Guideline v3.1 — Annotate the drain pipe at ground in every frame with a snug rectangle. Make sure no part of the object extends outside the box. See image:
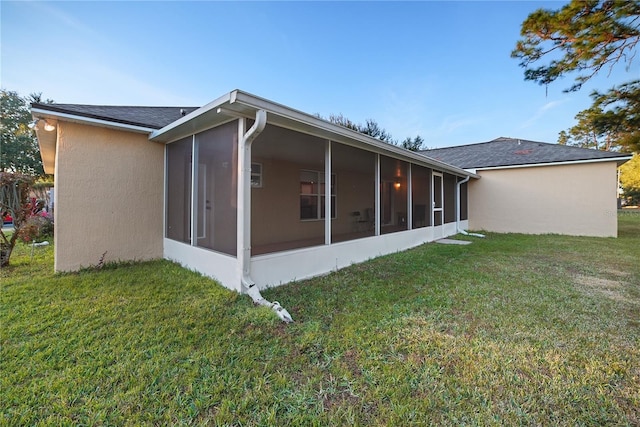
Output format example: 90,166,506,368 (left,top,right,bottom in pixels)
237,109,293,323
456,176,485,238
